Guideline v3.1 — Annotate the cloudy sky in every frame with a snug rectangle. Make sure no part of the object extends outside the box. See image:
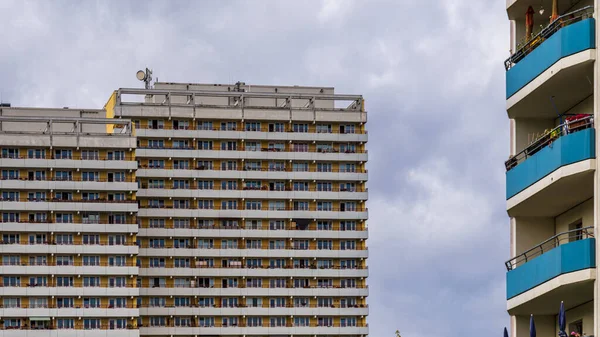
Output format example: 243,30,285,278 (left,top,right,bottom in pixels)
1,0,510,335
